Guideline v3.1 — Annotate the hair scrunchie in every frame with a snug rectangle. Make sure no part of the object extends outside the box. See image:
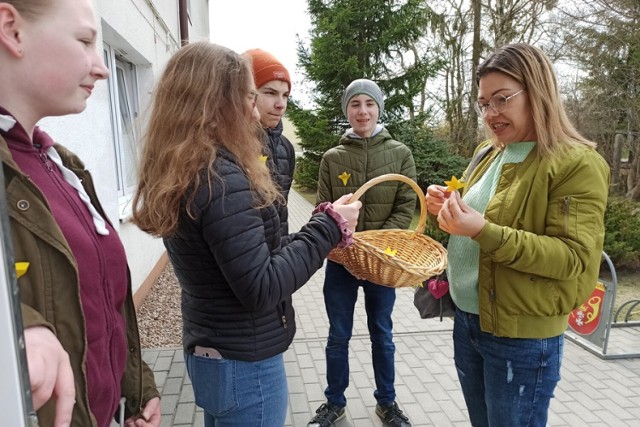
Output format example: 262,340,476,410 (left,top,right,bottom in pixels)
313,202,354,248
